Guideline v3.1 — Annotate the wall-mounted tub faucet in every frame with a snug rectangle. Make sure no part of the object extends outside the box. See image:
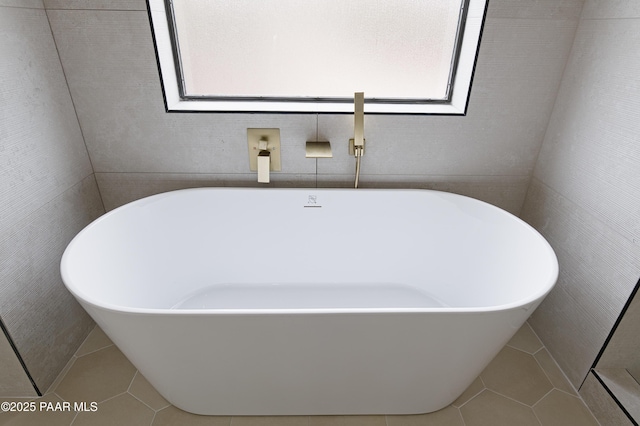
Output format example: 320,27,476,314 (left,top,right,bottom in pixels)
247,128,281,183
349,92,365,188
257,139,271,183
